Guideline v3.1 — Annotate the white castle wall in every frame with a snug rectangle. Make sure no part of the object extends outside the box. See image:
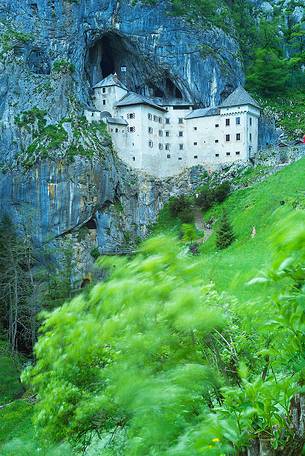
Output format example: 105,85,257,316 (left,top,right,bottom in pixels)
85,81,260,178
